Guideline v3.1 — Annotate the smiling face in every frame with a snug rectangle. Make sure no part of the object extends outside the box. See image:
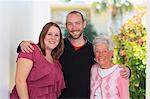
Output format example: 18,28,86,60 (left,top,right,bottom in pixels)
44,26,60,50
66,12,86,39
94,43,113,67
